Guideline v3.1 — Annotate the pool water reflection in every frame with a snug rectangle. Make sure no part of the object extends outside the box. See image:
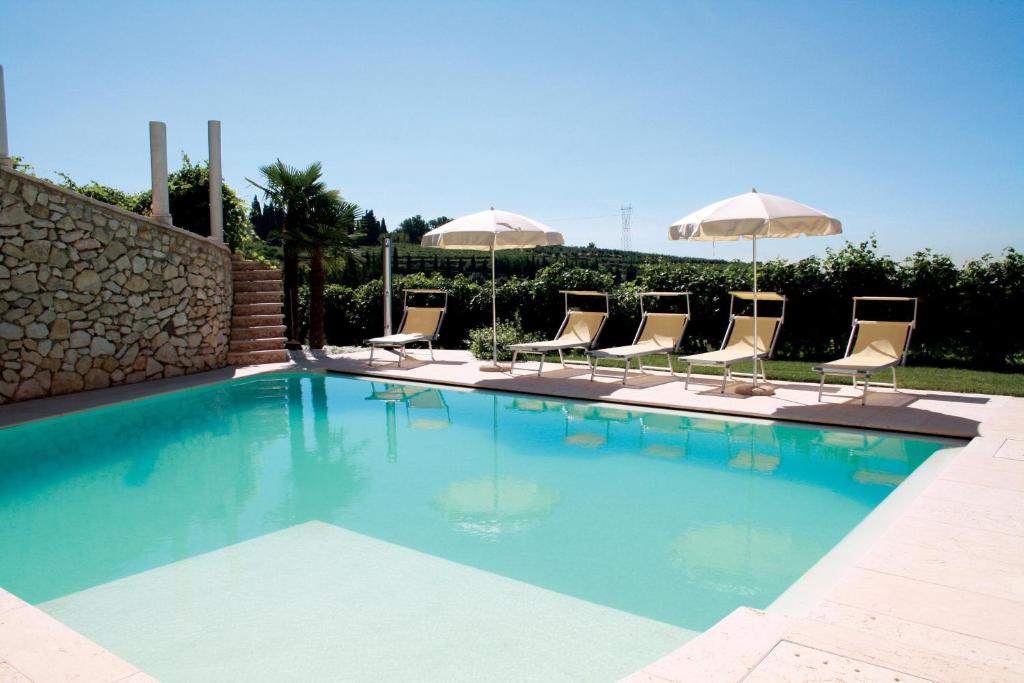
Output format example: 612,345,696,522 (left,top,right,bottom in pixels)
0,372,948,631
